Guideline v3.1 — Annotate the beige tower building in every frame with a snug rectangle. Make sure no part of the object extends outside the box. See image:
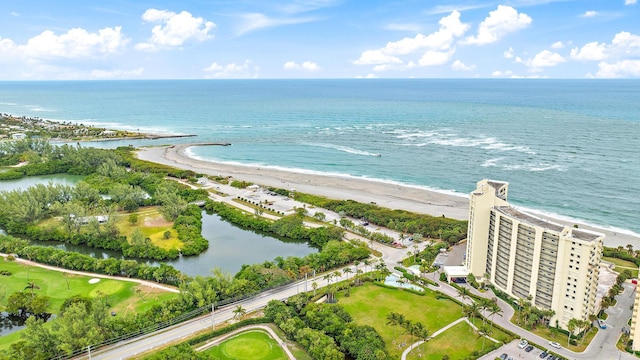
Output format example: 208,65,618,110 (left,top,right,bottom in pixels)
631,280,640,351
465,179,604,329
